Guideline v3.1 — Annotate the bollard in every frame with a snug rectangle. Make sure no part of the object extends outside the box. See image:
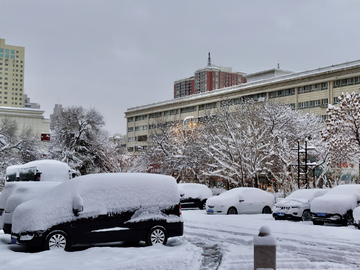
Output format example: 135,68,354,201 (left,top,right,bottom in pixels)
254,225,276,270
